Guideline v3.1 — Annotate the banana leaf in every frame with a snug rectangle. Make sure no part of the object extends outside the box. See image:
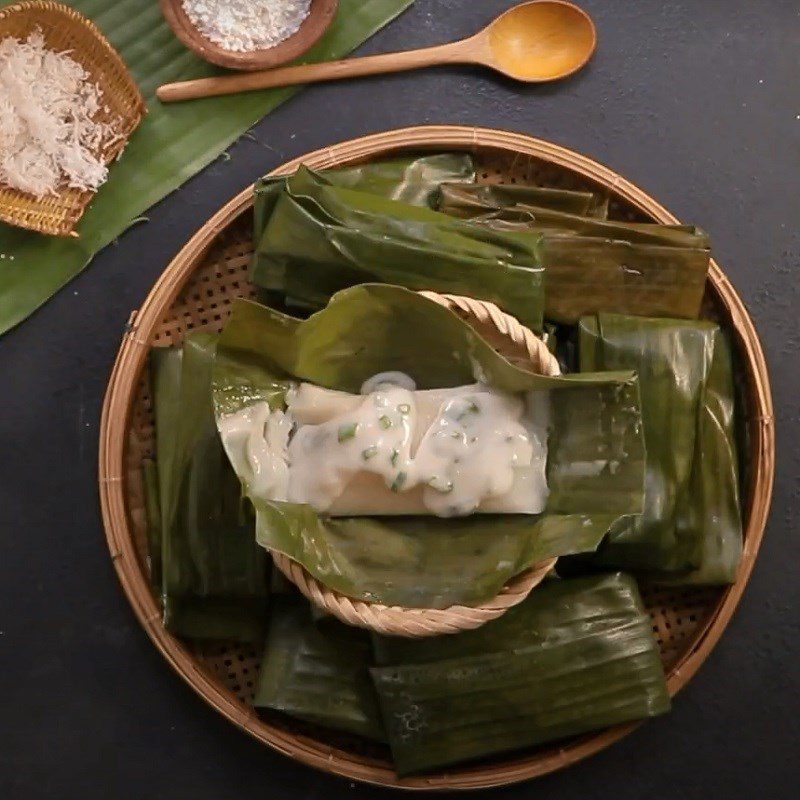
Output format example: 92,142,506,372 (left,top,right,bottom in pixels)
373,572,643,664
254,593,385,741
142,458,161,588
212,284,646,608
151,345,183,577
369,573,670,775
437,182,609,218
252,168,708,326
663,331,743,584
543,236,709,323
250,167,546,331
249,505,622,609
0,0,416,335
253,154,476,248
440,194,709,250
579,314,741,580
155,333,270,640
